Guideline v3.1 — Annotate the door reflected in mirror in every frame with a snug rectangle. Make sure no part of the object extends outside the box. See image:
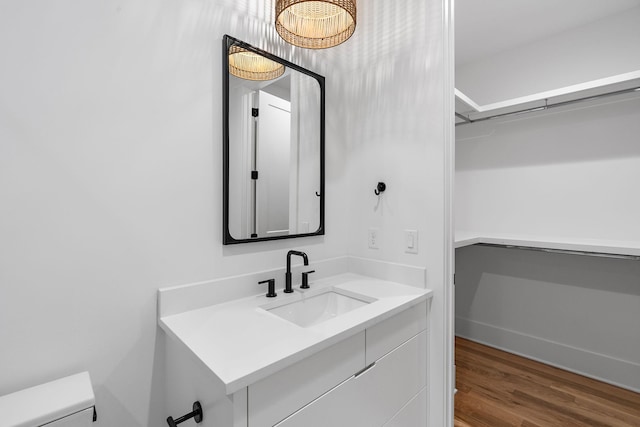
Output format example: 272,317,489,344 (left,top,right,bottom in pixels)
223,35,325,244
